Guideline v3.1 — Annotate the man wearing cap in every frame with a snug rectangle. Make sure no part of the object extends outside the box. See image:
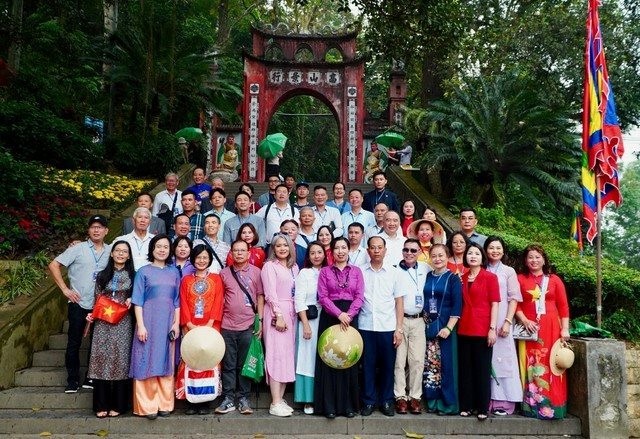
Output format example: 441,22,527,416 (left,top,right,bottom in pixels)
223,191,266,247
362,170,400,213
312,185,343,238
359,235,405,417
152,172,183,217
393,238,430,415
257,175,280,207
122,192,166,235
179,137,189,163
217,239,264,415
459,207,487,247
292,181,312,209
49,215,111,394
342,188,376,237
